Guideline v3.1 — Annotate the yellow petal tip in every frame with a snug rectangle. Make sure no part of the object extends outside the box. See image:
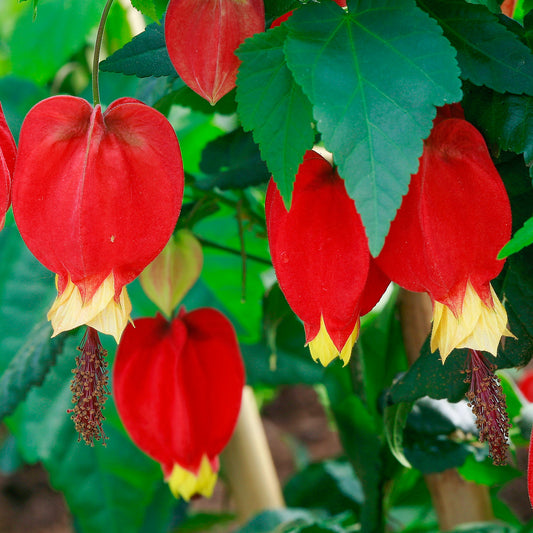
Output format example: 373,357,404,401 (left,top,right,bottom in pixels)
47,274,132,342
307,316,359,367
431,282,514,362
166,455,217,501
